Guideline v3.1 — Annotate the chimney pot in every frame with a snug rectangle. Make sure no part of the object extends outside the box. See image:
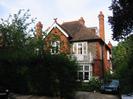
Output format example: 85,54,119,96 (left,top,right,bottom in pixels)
35,21,43,38
36,21,43,28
